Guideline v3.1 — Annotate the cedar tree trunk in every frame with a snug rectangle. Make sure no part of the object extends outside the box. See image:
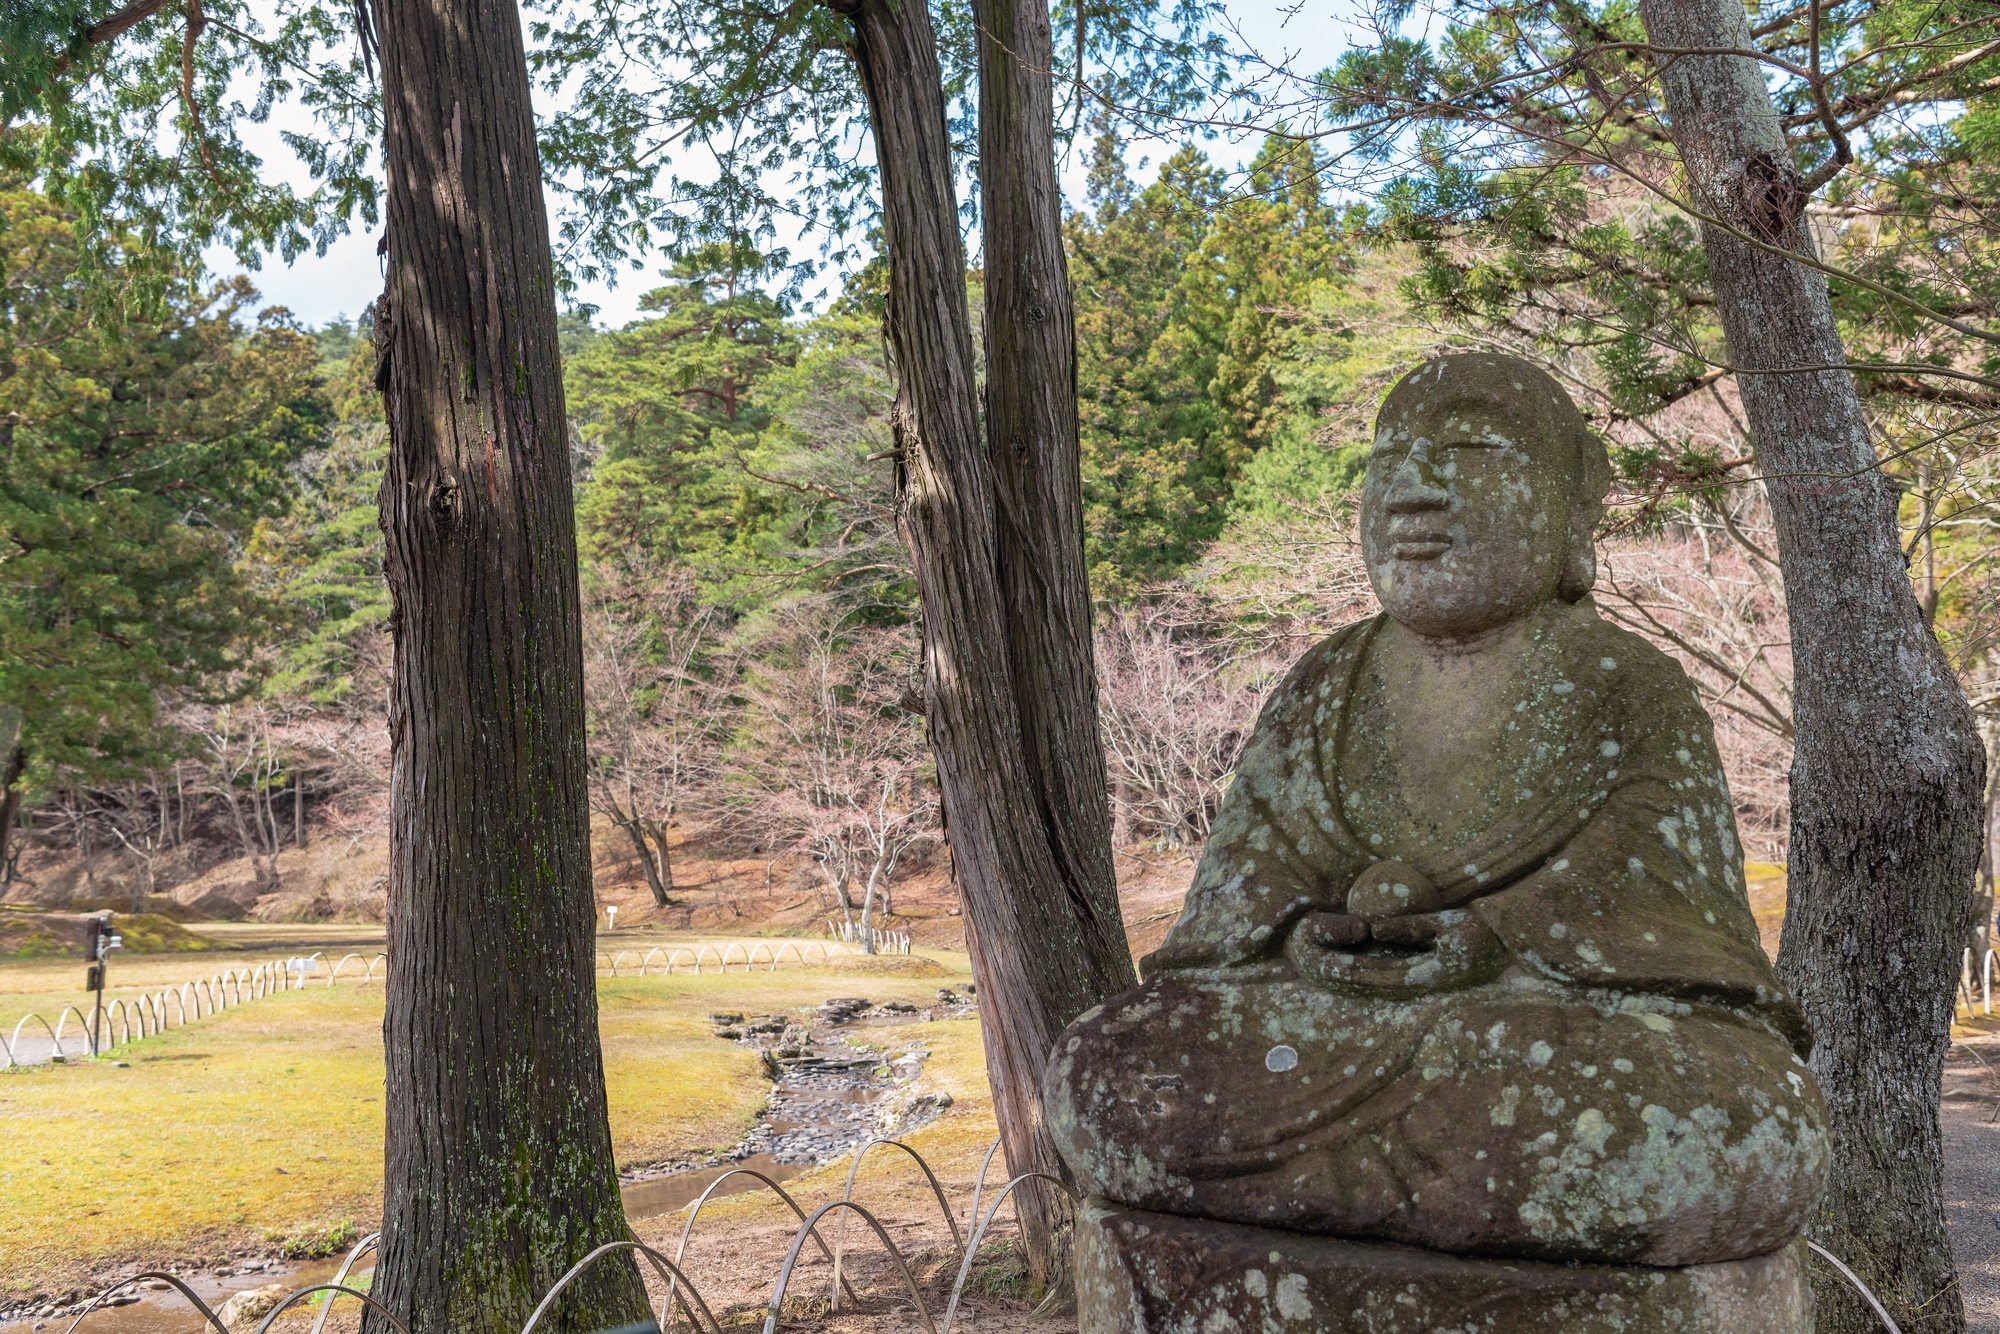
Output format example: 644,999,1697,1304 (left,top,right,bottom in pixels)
1639,2,1988,1328
363,0,650,1323
972,0,1134,1282
828,0,1136,1286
